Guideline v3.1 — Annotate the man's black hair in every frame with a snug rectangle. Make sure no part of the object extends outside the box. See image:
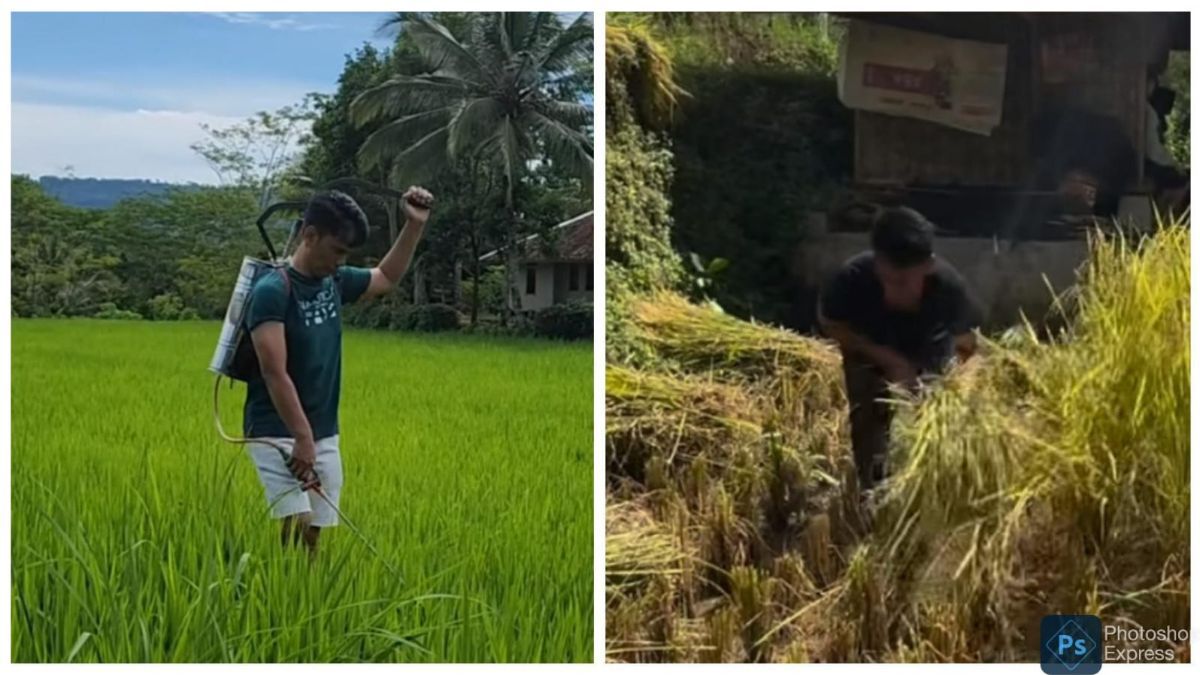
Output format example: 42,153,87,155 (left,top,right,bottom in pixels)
871,206,934,267
303,190,370,247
